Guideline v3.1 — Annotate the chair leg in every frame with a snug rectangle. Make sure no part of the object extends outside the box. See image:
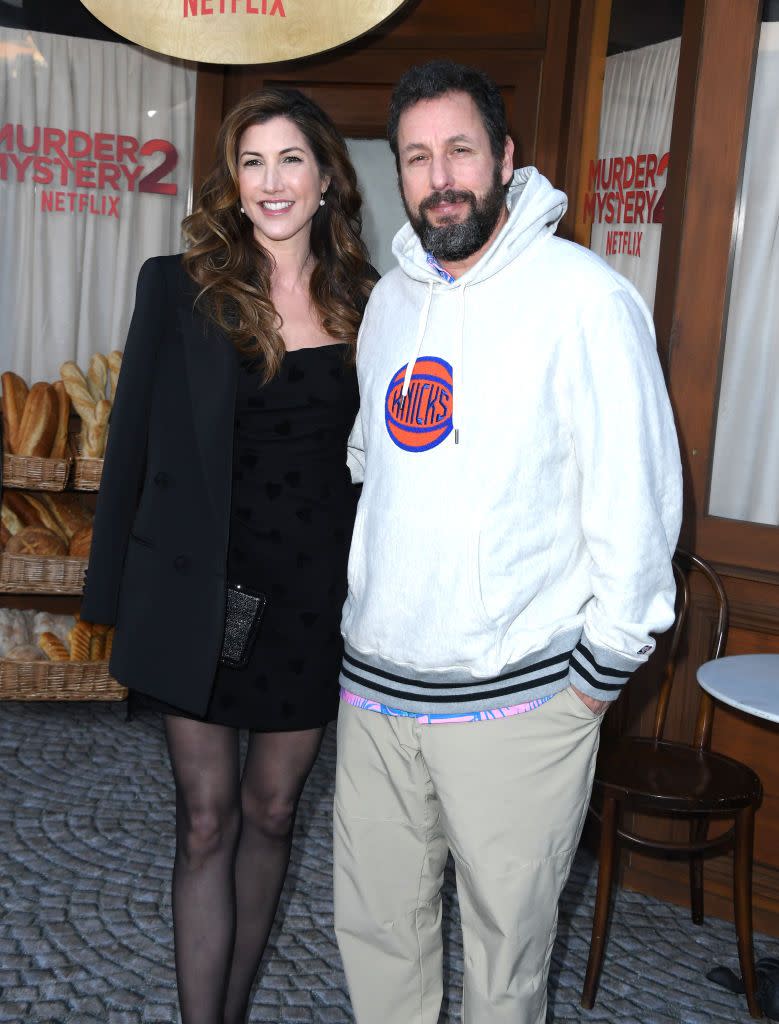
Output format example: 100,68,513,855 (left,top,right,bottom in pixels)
734,805,762,1019
689,818,707,925
581,794,619,1010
